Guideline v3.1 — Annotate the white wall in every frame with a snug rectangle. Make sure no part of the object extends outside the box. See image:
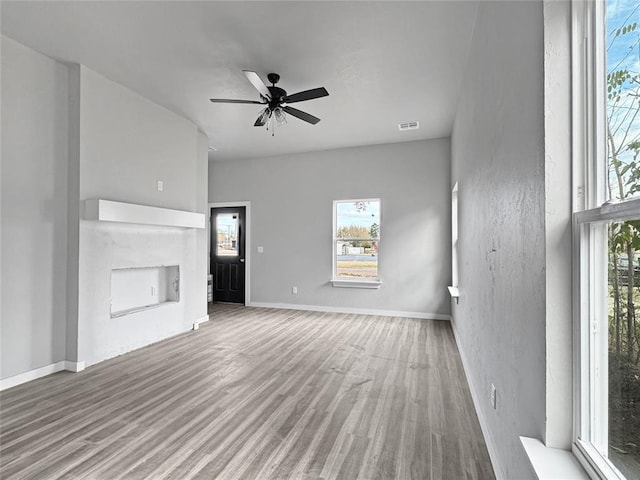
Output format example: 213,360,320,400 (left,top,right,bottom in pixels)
209,139,451,317
1,37,69,378
76,66,205,367
451,2,545,479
